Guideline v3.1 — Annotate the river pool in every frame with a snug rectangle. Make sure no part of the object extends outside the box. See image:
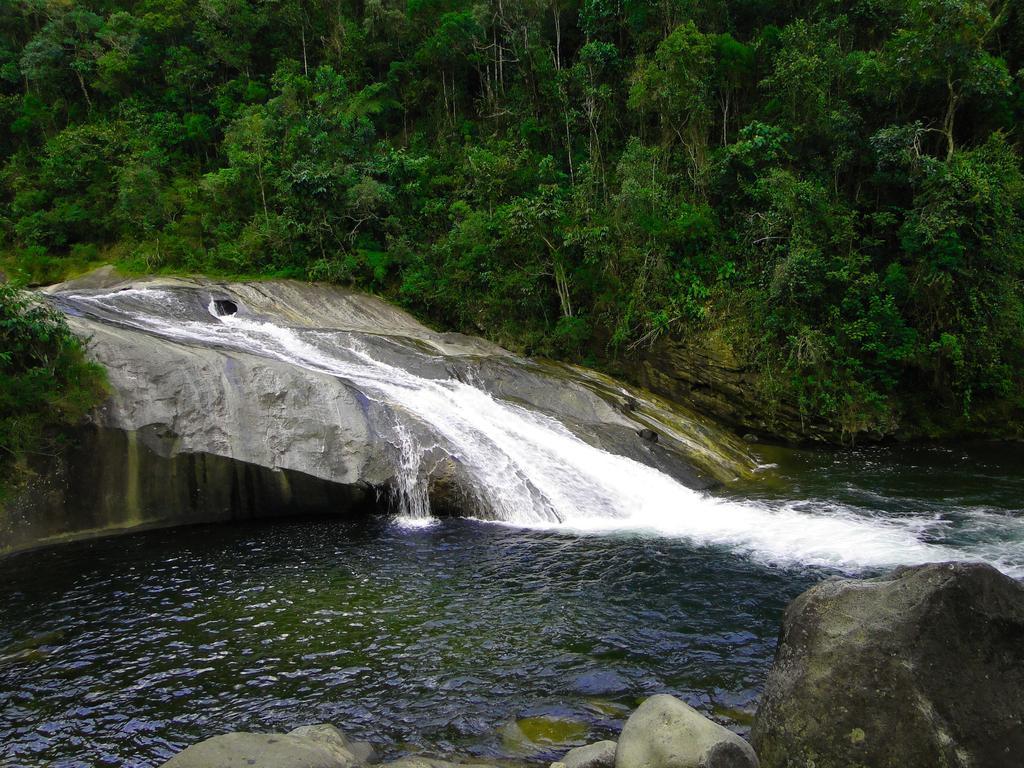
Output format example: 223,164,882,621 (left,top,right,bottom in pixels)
1,442,1022,767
